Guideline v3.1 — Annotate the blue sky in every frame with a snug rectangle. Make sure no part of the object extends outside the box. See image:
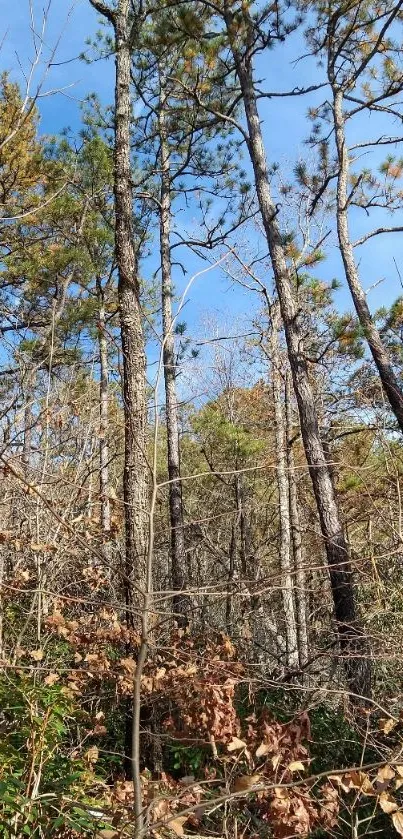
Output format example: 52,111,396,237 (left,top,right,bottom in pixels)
2,0,403,378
